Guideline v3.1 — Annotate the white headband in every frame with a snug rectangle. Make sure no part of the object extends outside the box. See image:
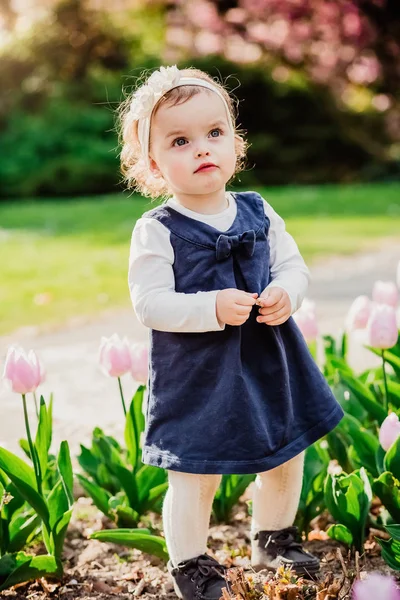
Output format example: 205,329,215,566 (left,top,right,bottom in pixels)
129,65,234,170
